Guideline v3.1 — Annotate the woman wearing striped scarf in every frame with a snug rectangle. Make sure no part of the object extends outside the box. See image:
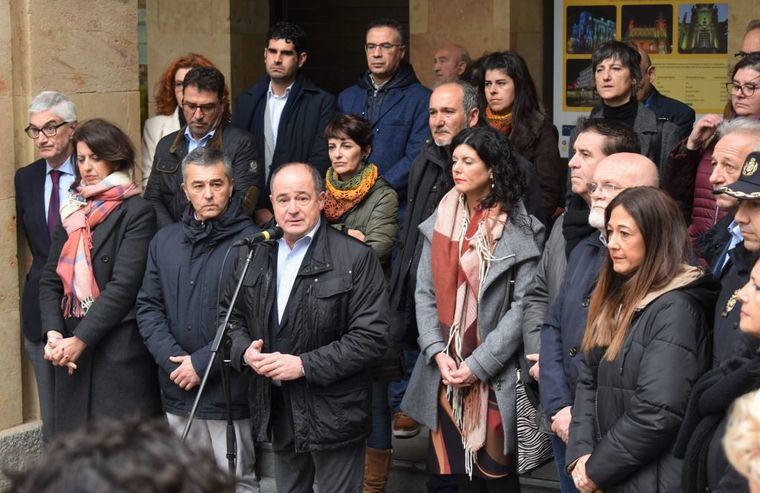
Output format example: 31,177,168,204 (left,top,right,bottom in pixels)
39,119,162,438
402,126,544,492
